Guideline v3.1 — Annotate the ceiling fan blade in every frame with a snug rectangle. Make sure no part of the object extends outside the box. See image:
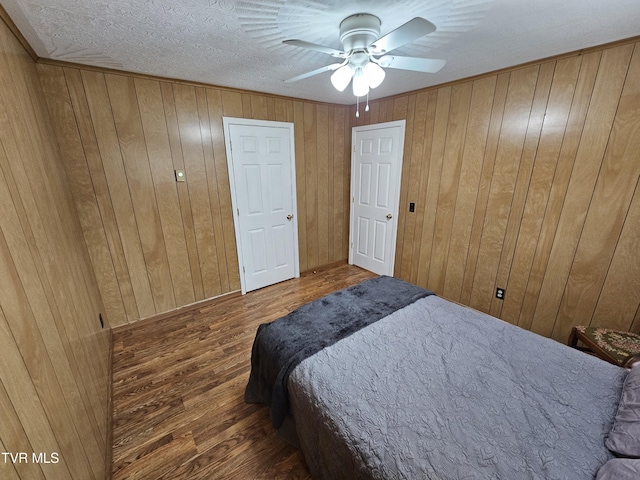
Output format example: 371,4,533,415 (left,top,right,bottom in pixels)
369,17,436,54
284,63,343,83
379,55,446,73
283,39,346,58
